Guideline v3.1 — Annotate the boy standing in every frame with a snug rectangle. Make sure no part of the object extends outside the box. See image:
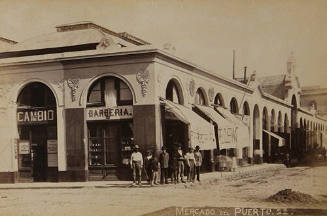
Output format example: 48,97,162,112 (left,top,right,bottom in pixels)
150,155,159,186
